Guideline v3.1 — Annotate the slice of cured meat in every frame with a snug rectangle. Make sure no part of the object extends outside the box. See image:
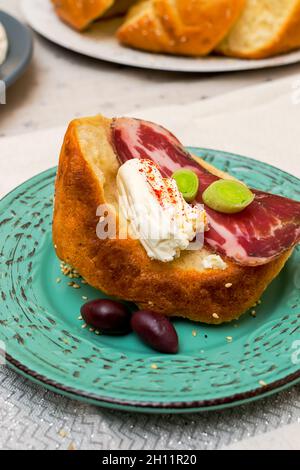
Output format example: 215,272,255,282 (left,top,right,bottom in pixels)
112,117,300,266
